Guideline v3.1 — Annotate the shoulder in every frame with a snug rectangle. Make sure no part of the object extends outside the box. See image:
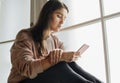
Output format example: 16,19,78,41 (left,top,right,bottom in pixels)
16,28,32,41
11,28,34,50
